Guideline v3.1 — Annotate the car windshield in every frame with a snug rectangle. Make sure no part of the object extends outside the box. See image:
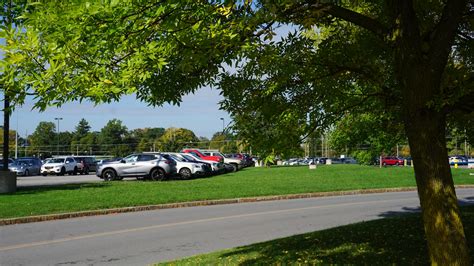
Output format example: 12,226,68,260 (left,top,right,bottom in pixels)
14,160,29,166
170,155,184,162
181,154,196,161
49,158,65,163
